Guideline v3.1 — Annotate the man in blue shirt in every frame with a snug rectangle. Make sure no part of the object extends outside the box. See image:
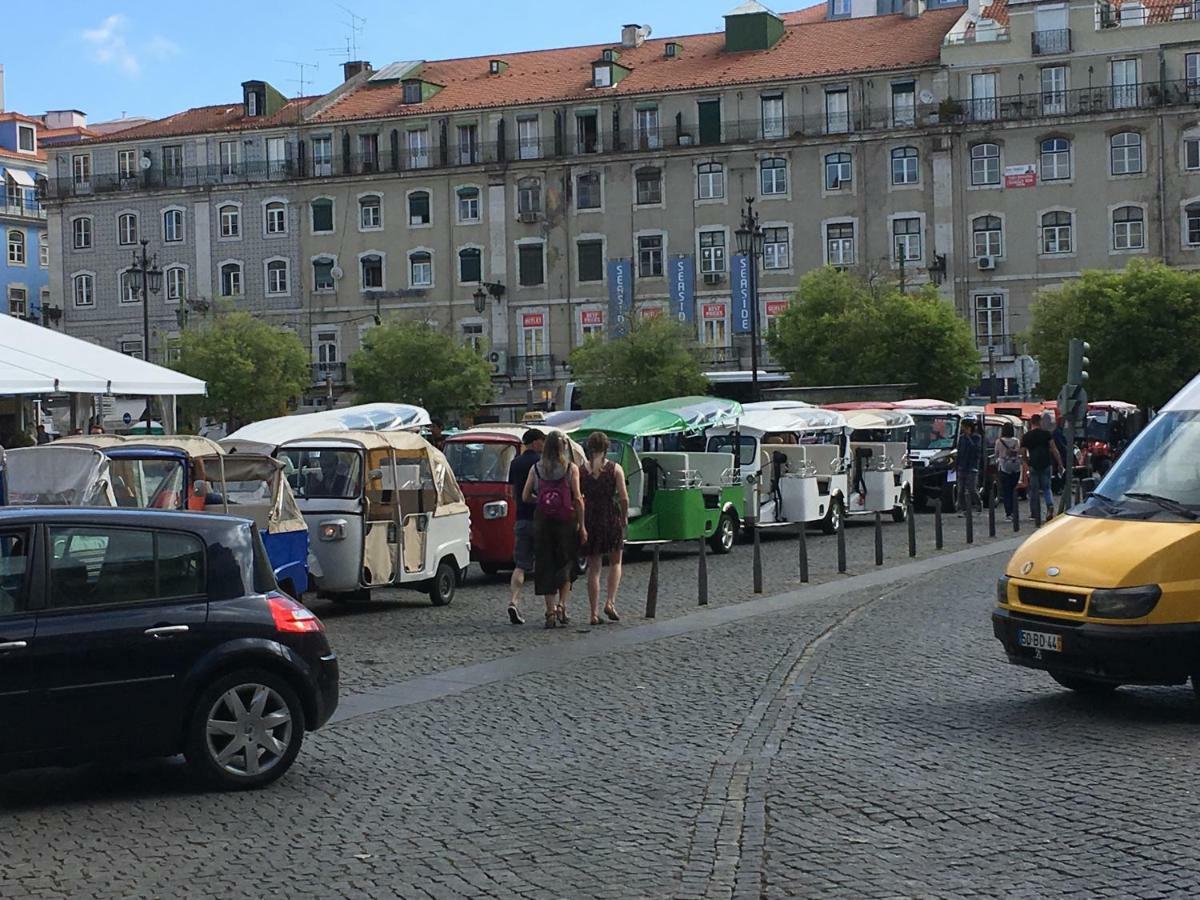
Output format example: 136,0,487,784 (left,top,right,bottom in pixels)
507,428,544,624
